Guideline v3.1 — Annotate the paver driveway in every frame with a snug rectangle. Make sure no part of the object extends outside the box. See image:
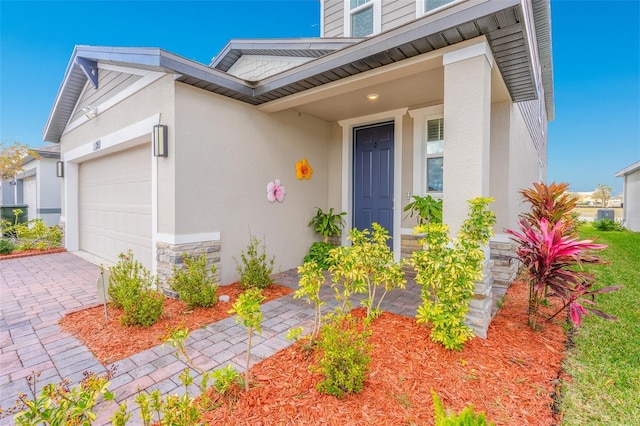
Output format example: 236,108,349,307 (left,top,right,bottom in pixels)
0,251,420,424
